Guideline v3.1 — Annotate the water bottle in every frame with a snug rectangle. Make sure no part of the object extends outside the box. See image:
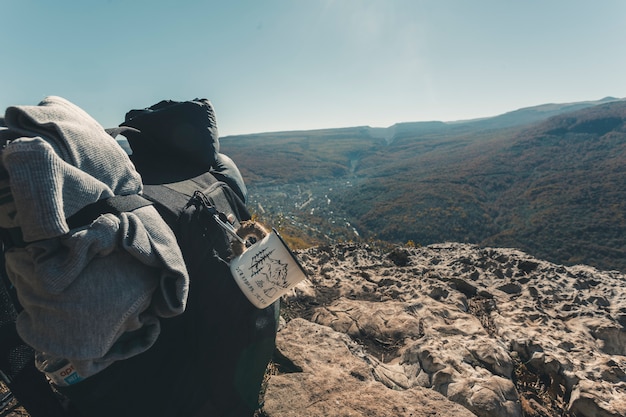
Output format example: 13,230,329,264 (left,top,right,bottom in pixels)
36,354,83,386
